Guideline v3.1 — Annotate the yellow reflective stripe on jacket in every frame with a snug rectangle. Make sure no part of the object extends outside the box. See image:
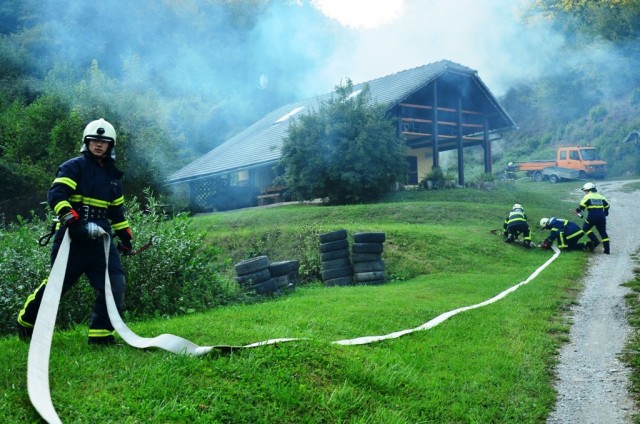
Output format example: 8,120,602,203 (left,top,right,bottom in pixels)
66,195,110,209
82,197,110,208
53,200,73,215
110,196,124,206
52,177,77,190
112,220,130,231
506,211,526,225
